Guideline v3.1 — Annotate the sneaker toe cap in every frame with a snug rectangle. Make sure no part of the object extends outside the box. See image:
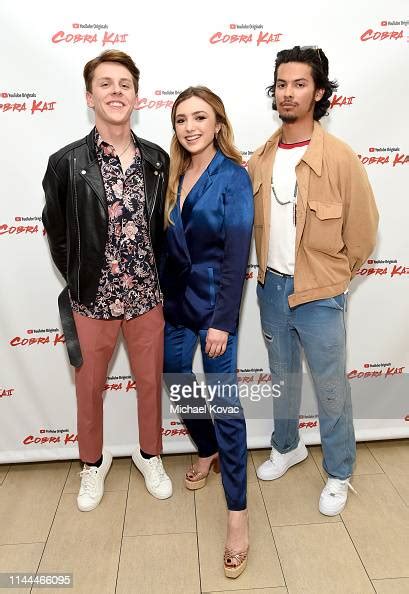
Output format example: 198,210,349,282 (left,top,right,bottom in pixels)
150,479,173,499
256,461,280,480
77,495,101,512
319,494,347,516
